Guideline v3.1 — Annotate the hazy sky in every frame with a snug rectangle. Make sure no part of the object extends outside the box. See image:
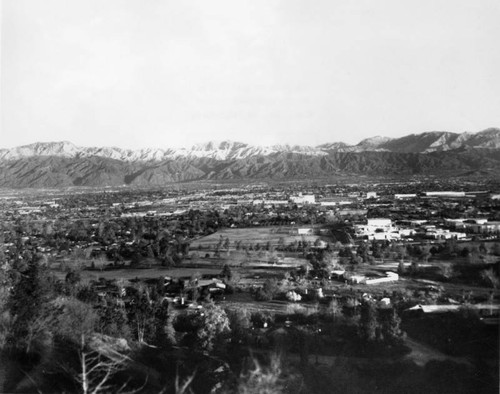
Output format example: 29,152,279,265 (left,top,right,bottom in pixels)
1,0,499,149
